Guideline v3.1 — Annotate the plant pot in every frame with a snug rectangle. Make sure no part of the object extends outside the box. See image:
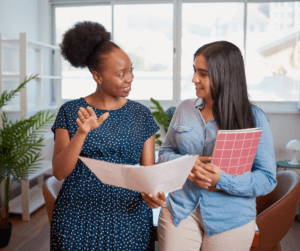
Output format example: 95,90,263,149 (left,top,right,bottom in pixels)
0,221,13,248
